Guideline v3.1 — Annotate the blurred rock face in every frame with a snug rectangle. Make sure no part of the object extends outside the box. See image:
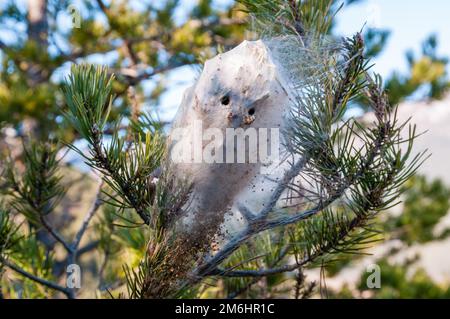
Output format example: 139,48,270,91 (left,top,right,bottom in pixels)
169,40,293,235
